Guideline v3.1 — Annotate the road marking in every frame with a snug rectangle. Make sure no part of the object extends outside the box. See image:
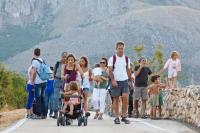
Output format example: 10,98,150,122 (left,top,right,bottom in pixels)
132,119,177,133
1,118,27,133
